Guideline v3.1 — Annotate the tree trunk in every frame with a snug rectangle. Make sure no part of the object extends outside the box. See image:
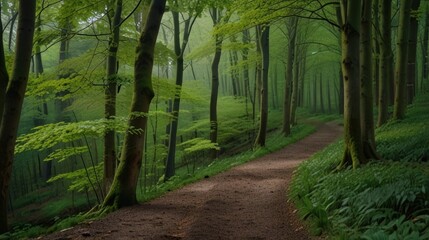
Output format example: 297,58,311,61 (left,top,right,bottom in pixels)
165,5,195,180
209,8,223,159
0,0,36,233
254,25,270,147
338,0,366,169
0,13,8,124
290,18,300,126
393,0,412,120
101,0,166,210
372,0,380,106
282,17,297,136
104,0,123,195
422,3,429,92
336,7,345,115
406,0,420,104
361,0,379,160
377,0,393,126
319,73,325,113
